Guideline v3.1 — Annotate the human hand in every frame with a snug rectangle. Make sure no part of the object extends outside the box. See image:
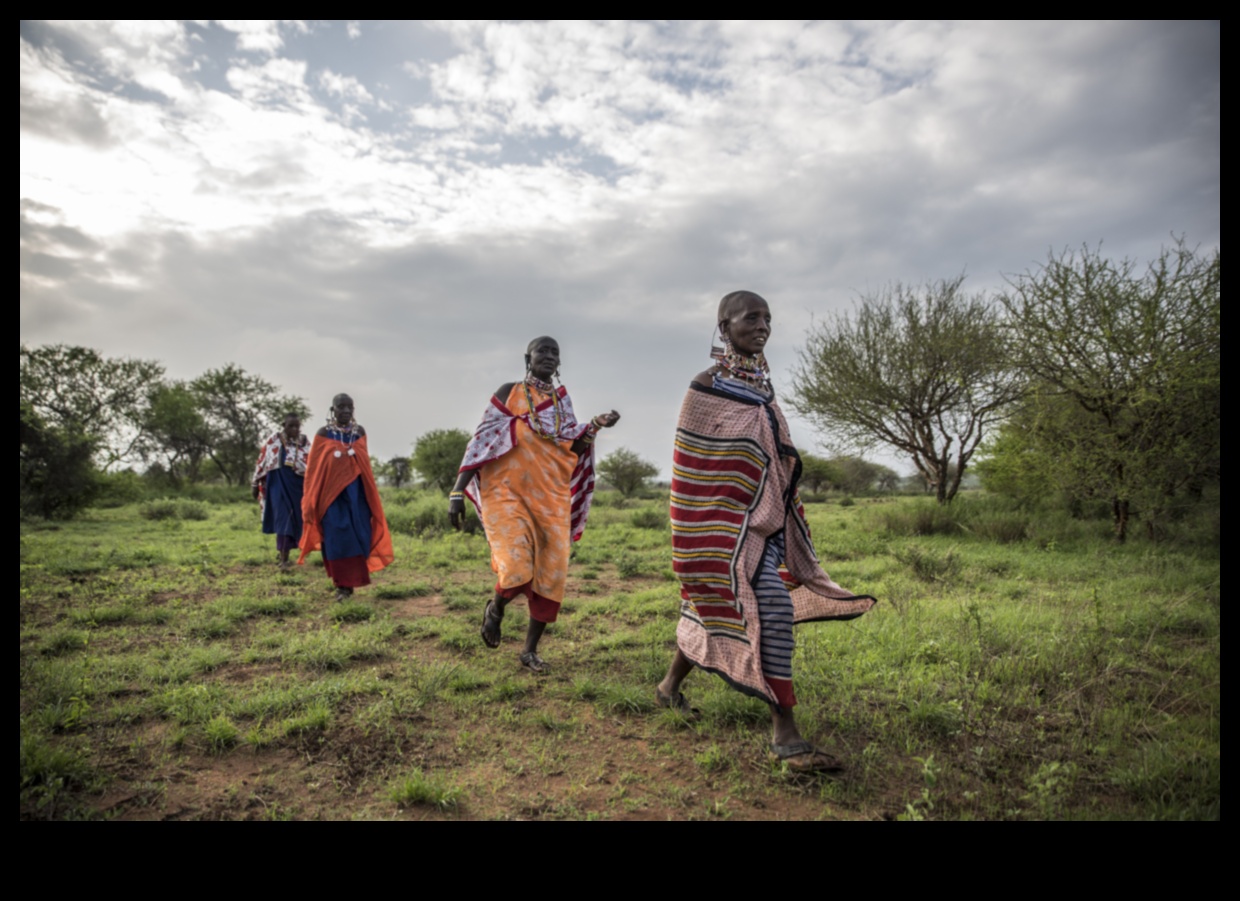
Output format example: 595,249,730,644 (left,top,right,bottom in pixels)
595,410,621,428
251,484,261,500
449,496,466,531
